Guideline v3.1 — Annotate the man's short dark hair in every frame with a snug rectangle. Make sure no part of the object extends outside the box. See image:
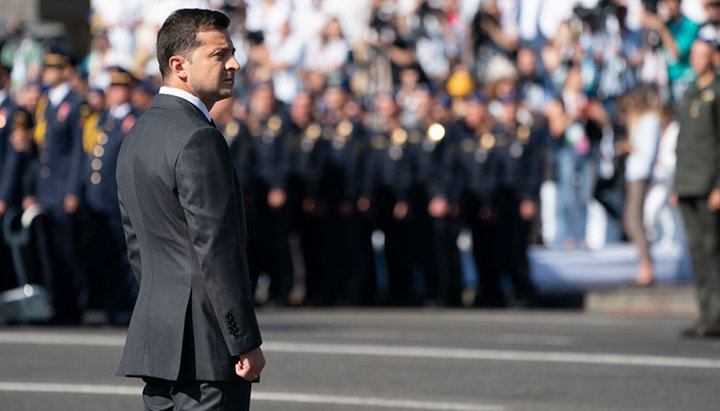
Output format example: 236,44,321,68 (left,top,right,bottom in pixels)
156,8,230,78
